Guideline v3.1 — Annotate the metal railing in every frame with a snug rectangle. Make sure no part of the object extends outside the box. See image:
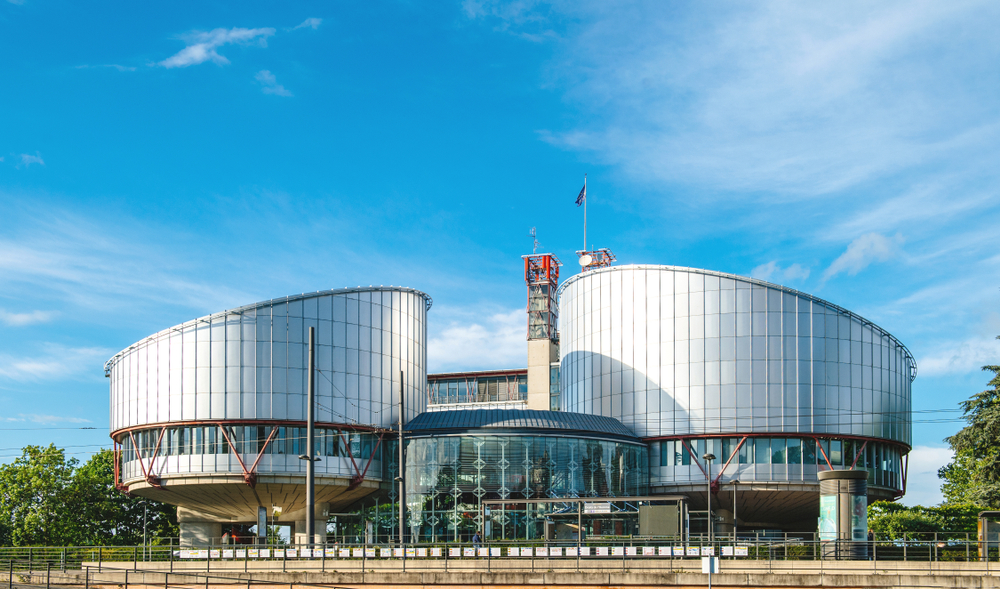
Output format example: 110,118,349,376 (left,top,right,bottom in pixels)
3,535,999,577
